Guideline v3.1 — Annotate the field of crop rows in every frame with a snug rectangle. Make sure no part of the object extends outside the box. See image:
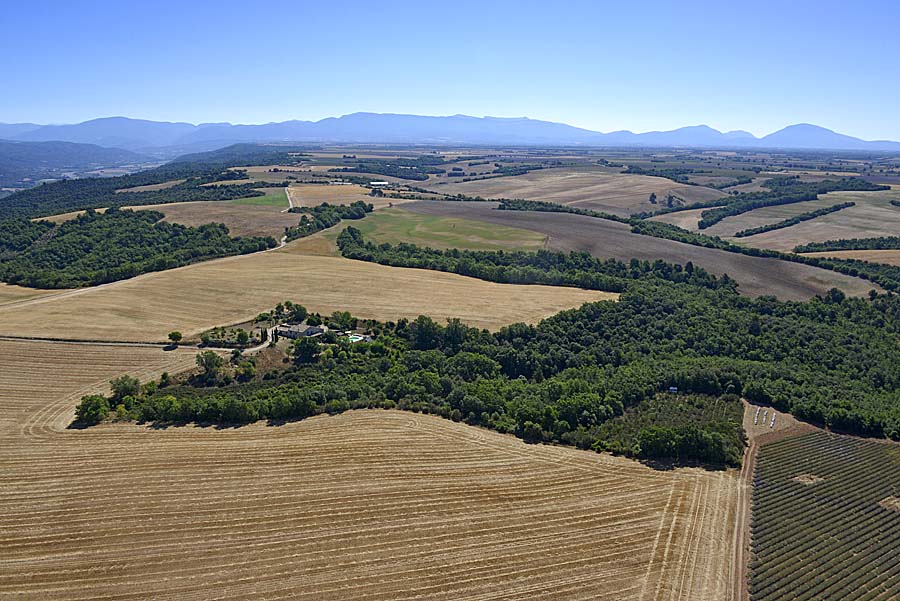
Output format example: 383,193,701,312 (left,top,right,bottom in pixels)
749,431,900,600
